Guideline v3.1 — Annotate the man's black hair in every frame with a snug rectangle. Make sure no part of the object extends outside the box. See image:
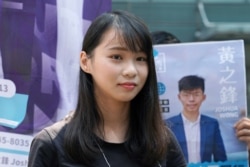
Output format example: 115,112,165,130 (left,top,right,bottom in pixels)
151,30,180,44
178,75,205,92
